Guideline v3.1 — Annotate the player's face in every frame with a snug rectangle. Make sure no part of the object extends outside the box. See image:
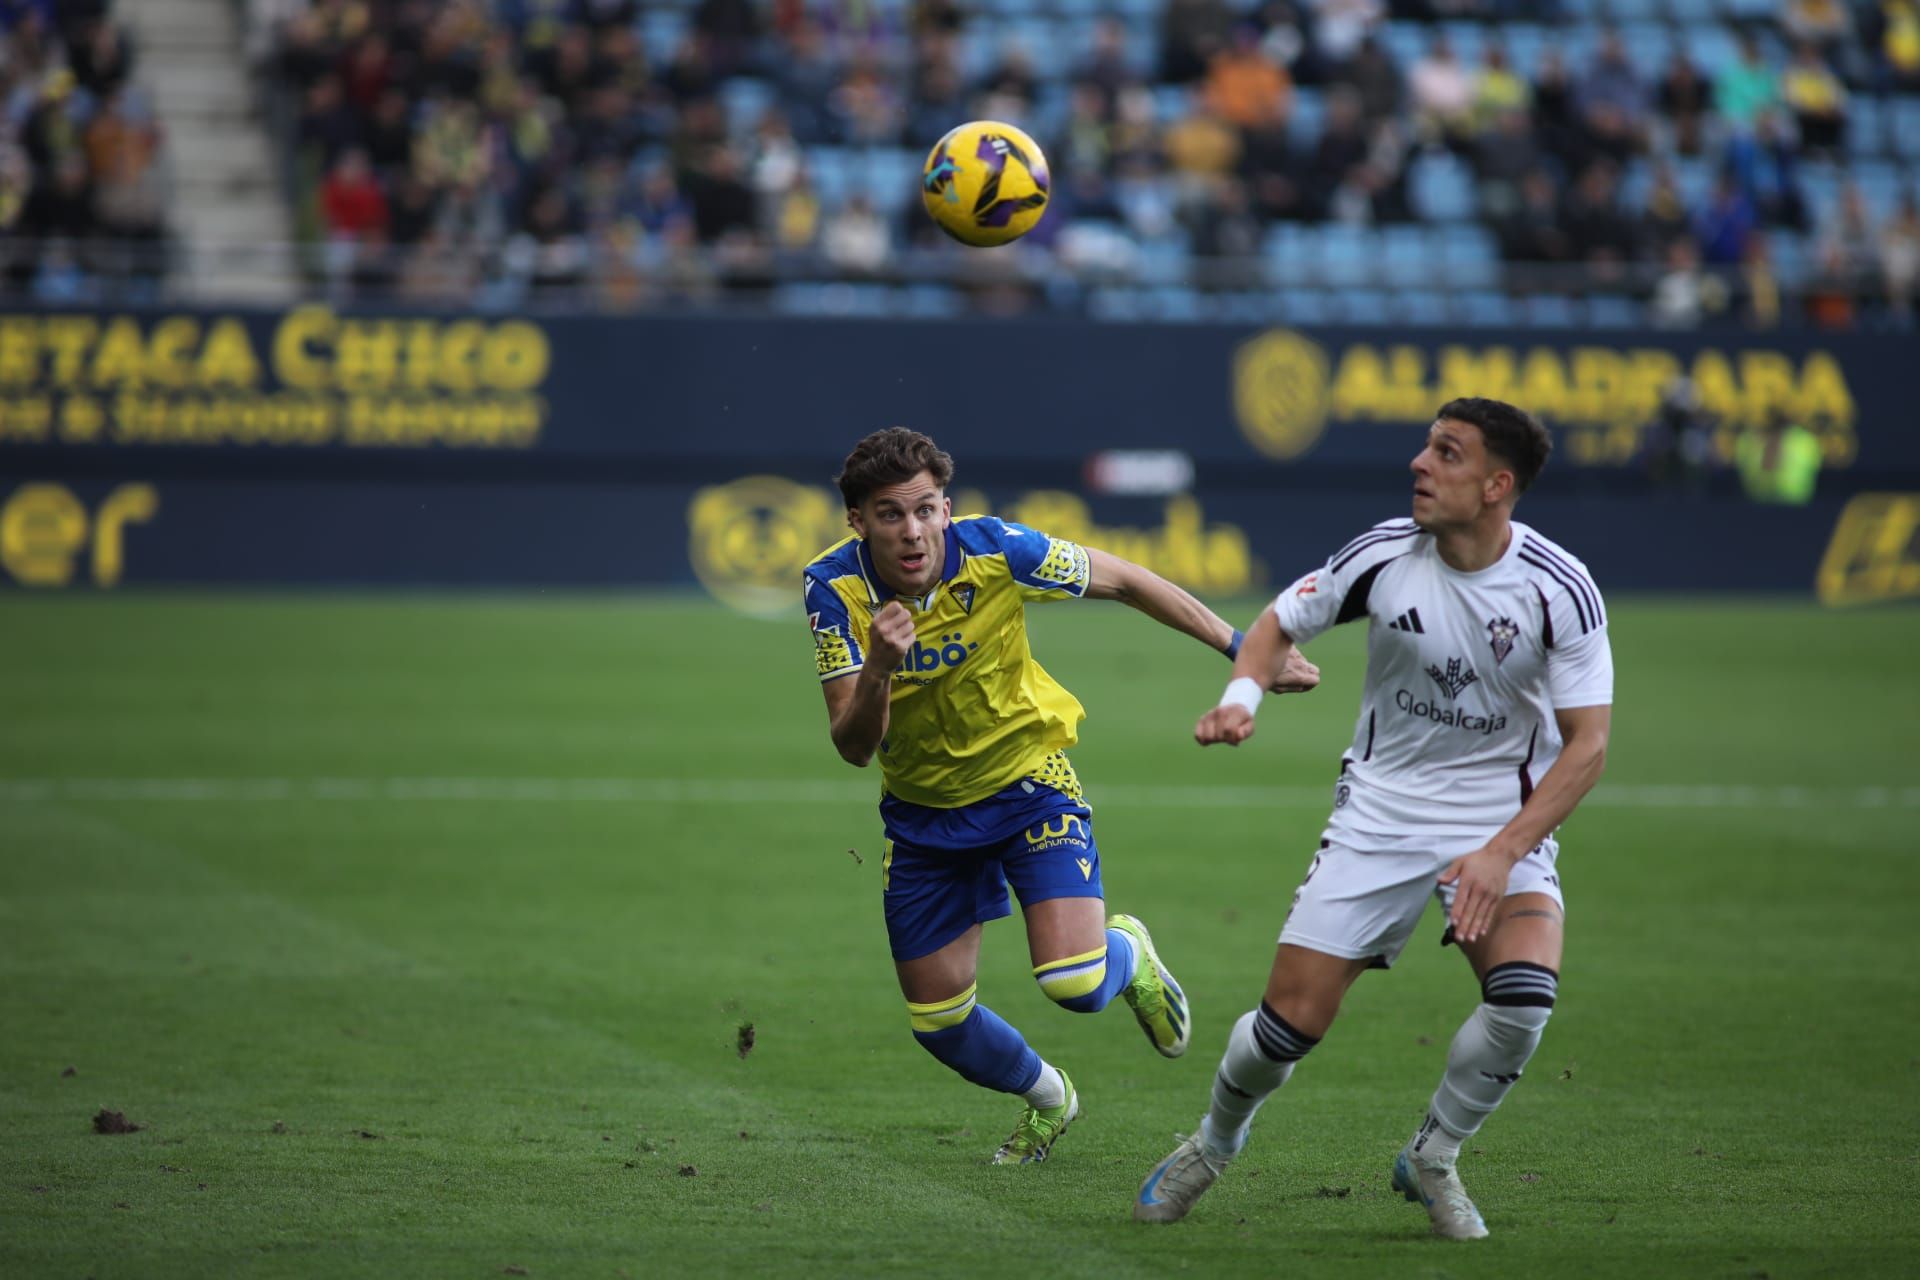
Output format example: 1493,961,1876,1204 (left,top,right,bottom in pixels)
849,471,950,596
1410,418,1506,529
